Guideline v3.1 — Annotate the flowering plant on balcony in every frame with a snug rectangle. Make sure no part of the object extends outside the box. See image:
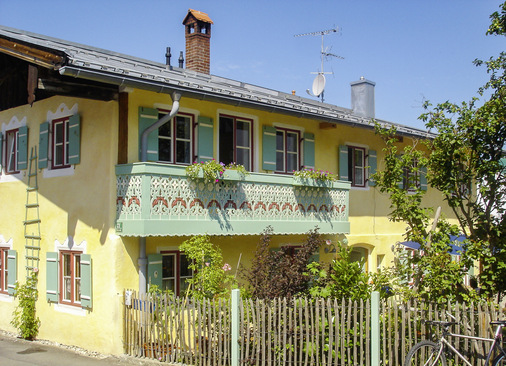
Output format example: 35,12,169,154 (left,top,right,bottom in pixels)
224,162,249,177
186,160,248,183
186,159,225,183
293,168,338,182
